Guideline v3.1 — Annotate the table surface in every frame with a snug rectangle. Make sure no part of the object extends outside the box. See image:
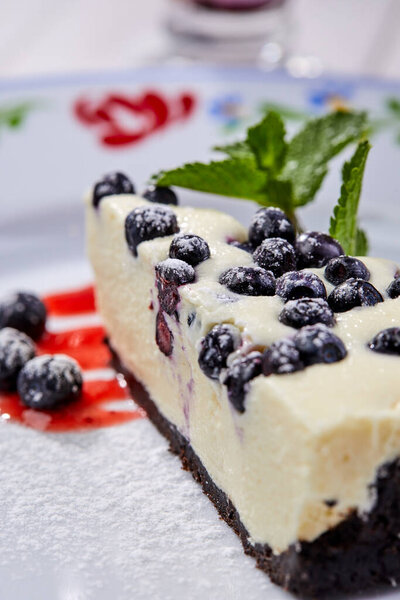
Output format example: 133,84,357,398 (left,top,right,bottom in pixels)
0,0,400,80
